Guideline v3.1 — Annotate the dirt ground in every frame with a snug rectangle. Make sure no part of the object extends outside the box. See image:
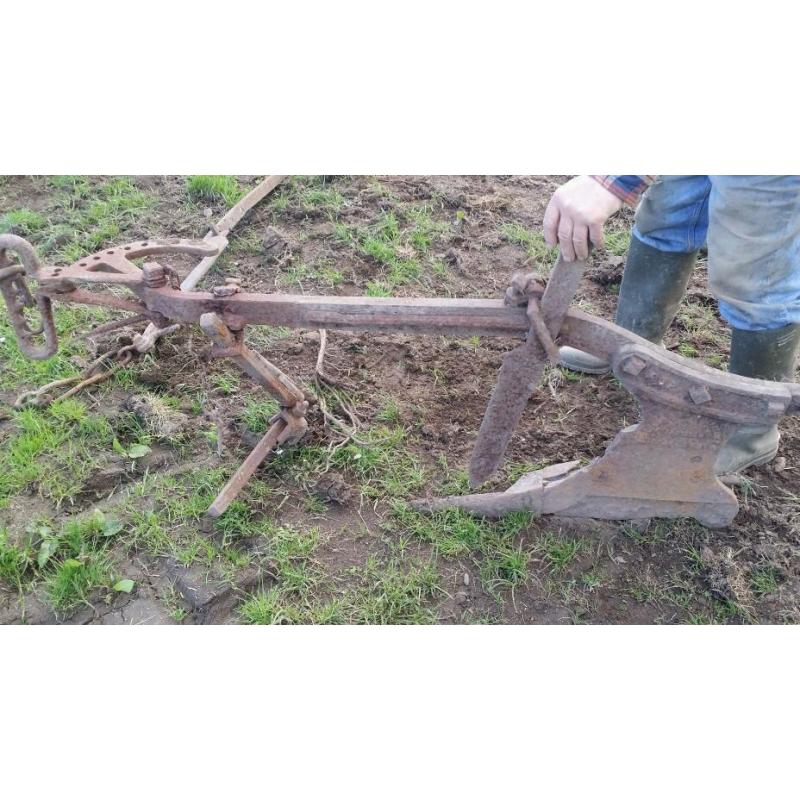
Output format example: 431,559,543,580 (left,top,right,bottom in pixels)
1,175,798,624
